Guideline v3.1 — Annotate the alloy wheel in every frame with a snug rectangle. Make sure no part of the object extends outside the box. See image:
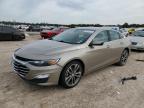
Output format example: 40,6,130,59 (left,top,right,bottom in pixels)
121,50,128,64
65,64,82,87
